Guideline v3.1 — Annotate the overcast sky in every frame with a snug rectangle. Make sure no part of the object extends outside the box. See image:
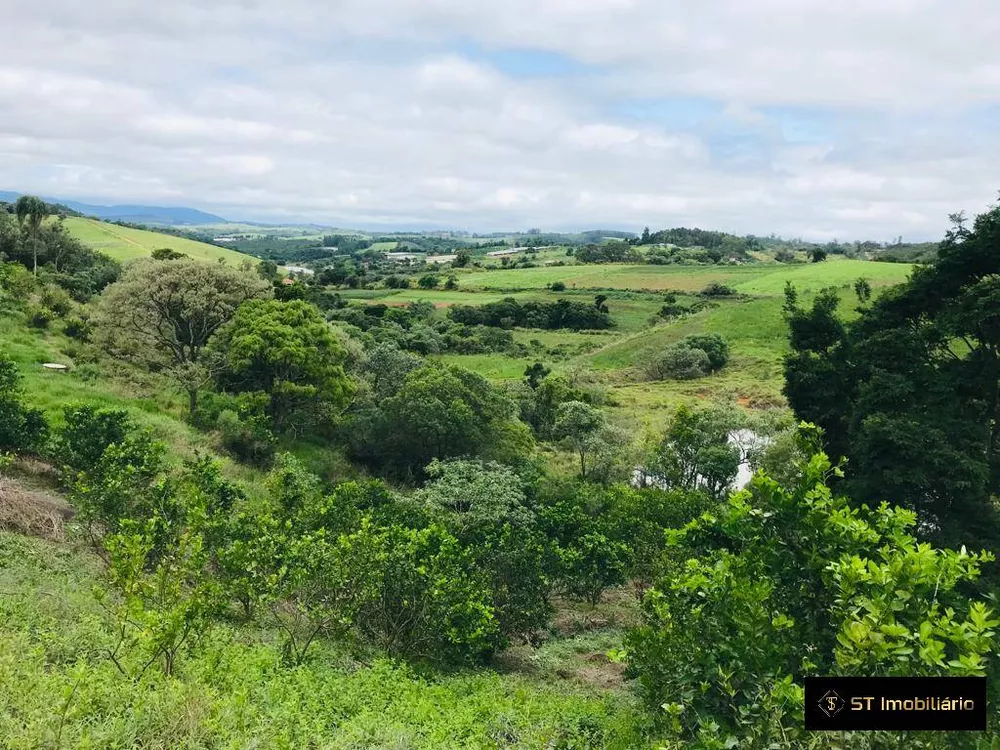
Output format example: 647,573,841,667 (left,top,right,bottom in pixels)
1,1,998,238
